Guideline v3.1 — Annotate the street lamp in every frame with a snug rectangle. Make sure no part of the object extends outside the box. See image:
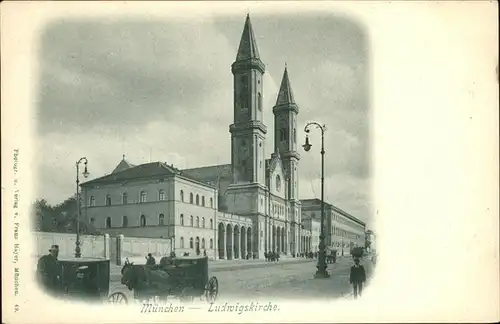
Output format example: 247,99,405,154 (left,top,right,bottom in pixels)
75,157,89,258
303,122,330,278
